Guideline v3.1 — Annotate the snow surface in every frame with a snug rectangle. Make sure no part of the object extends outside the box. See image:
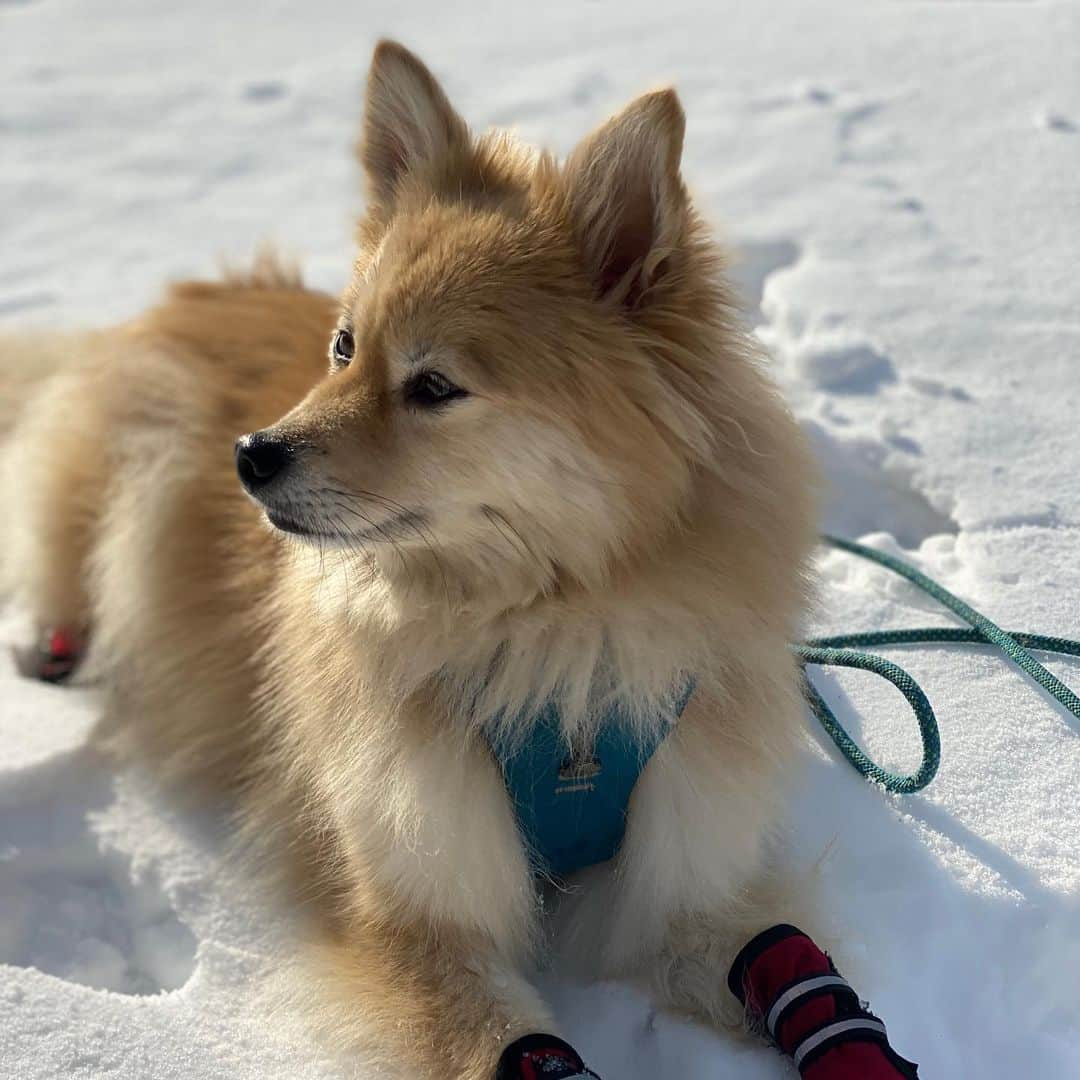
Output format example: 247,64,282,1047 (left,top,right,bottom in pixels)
3,1,1080,1076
